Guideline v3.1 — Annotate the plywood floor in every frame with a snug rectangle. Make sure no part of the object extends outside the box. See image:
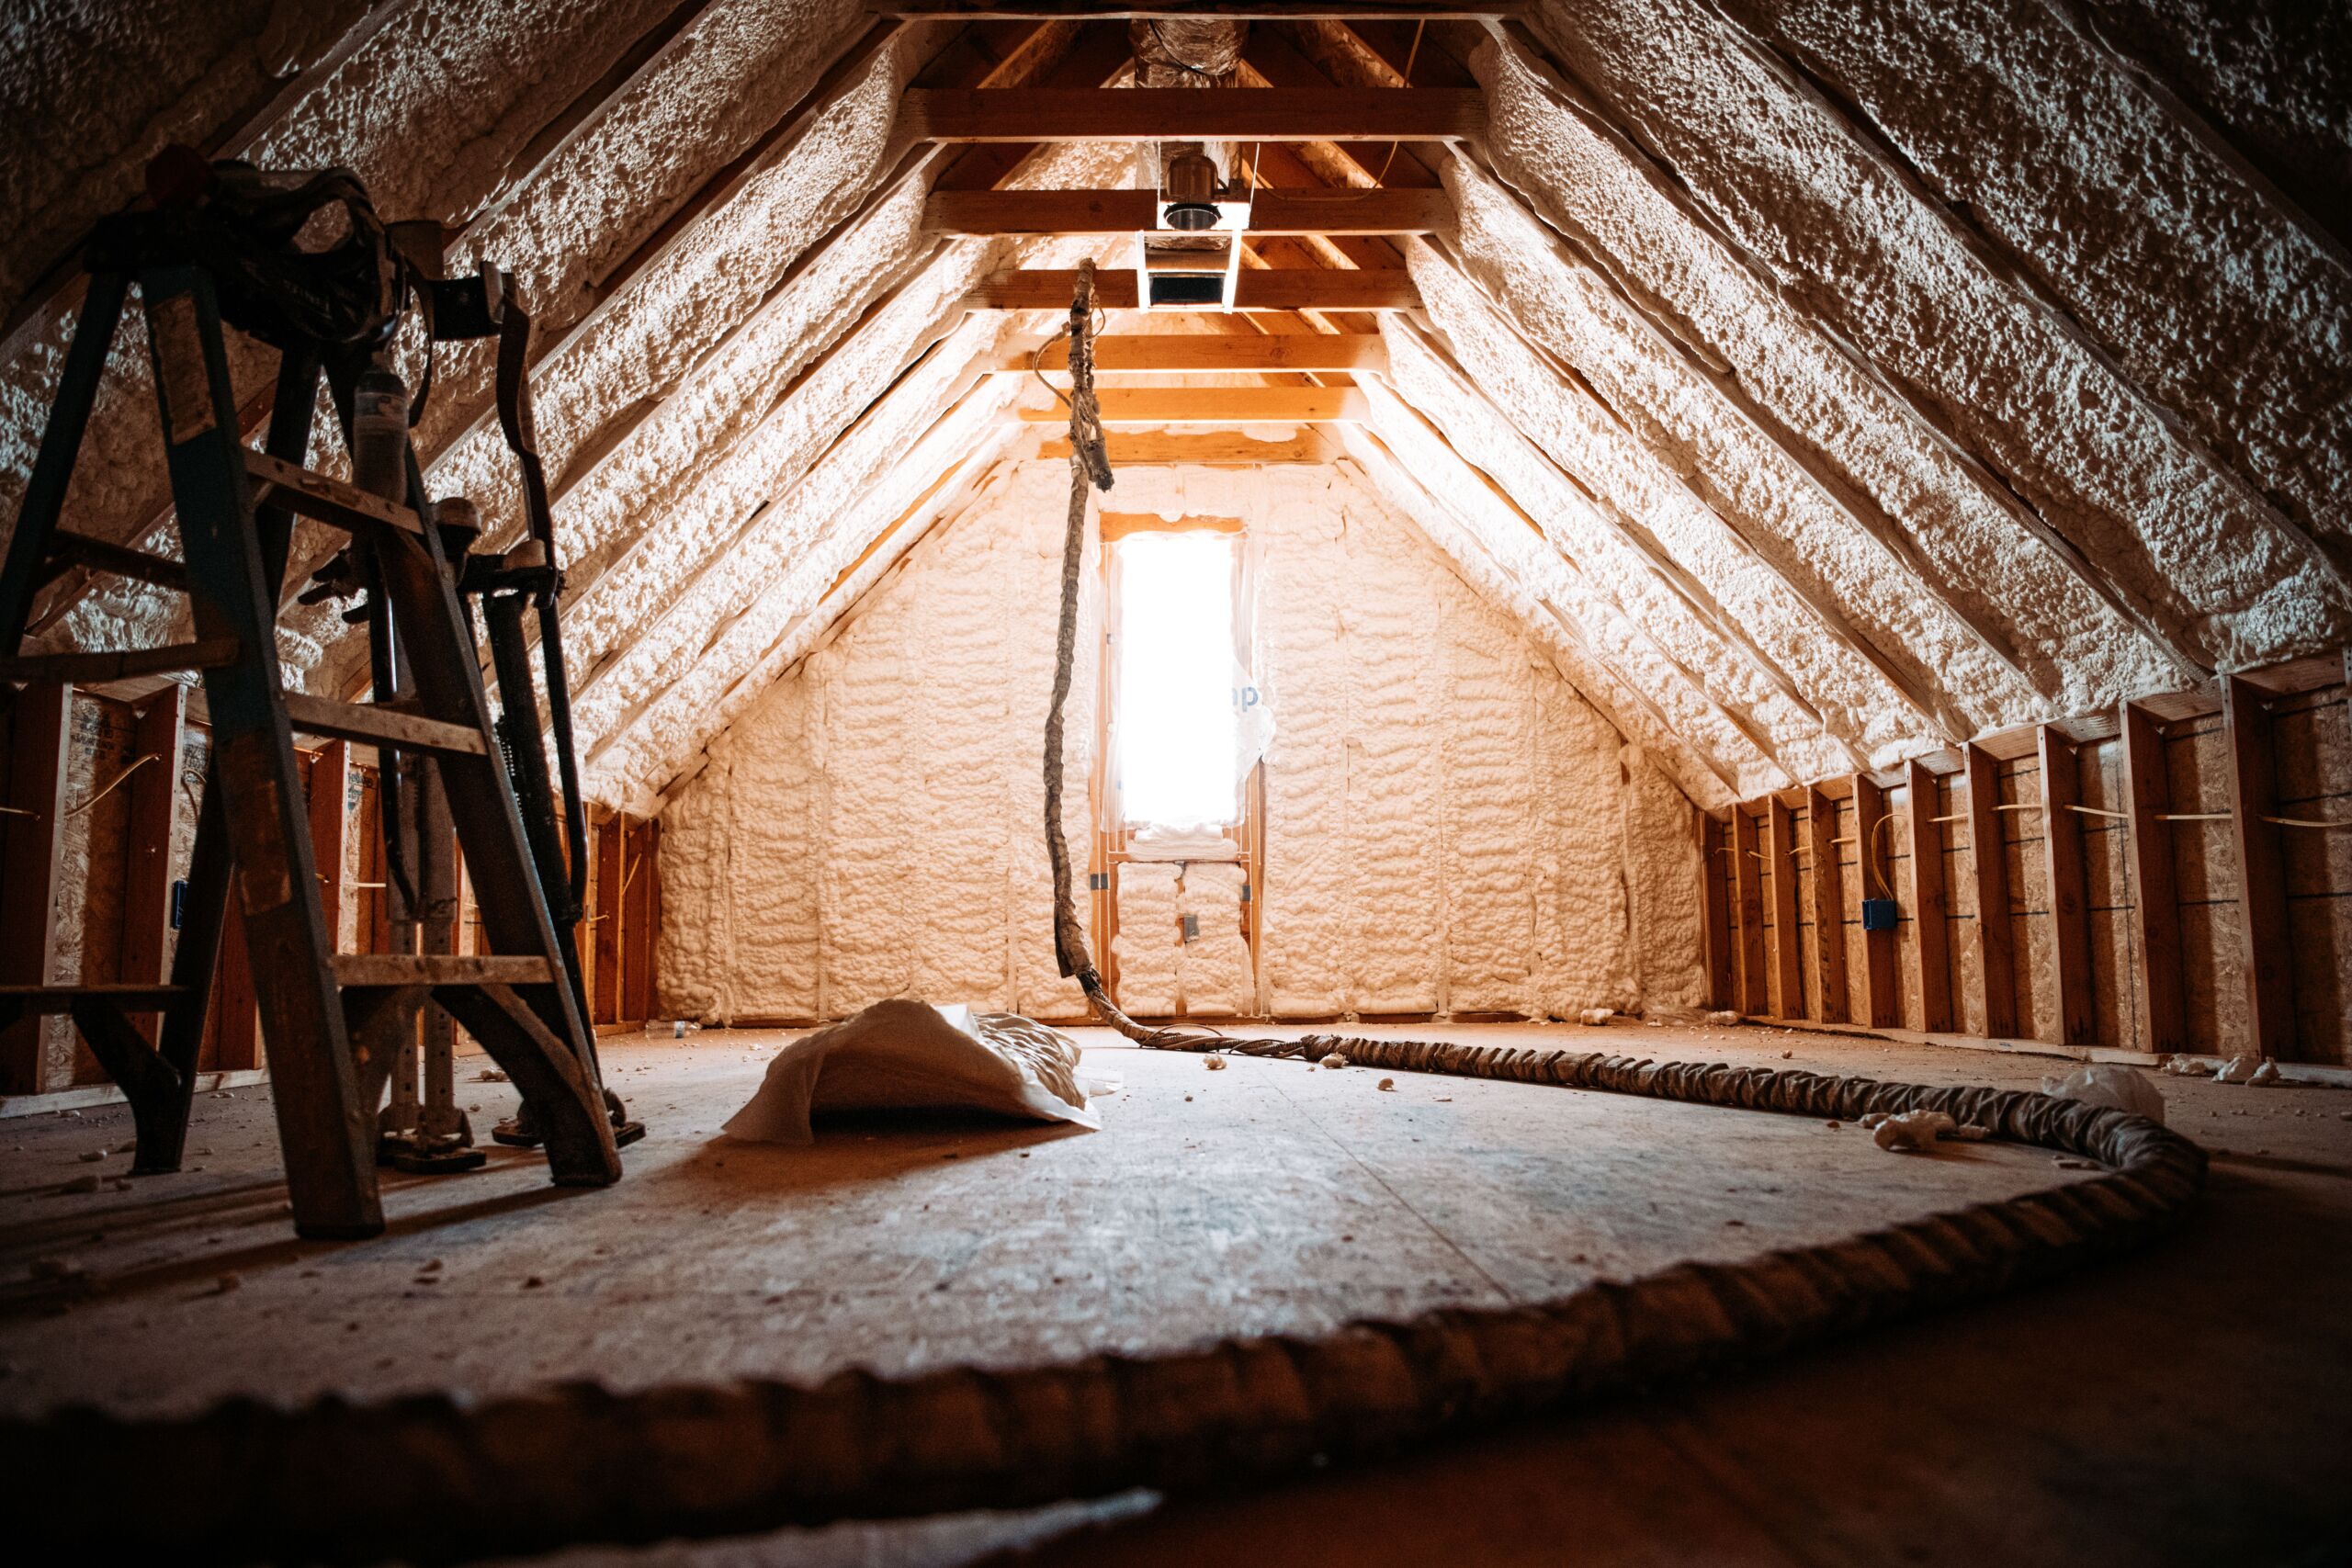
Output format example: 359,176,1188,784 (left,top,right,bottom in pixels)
1,1020,2346,1566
